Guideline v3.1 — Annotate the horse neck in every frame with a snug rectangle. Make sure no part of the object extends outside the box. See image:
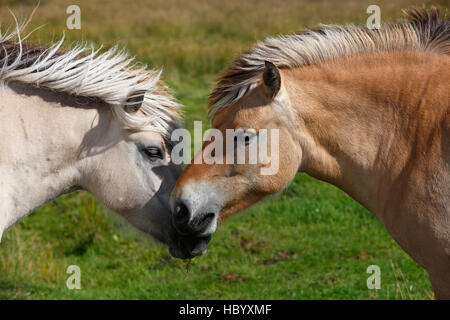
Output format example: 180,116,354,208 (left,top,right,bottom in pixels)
285,50,448,216
0,82,114,234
